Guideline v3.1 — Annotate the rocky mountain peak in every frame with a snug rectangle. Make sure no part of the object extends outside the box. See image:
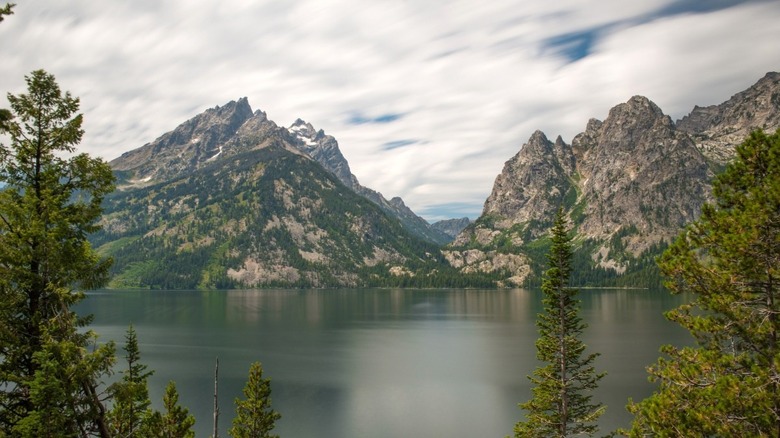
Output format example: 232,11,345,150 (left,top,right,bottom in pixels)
289,118,317,138
281,119,451,244
450,94,713,284
574,96,710,250
571,118,603,162
528,129,549,145
110,98,451,245
603,96,670,136
453,128,576,248
286,119,355,189
110,97,256,184
389,196,407,208
677,71,780,164
252,108,268,121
